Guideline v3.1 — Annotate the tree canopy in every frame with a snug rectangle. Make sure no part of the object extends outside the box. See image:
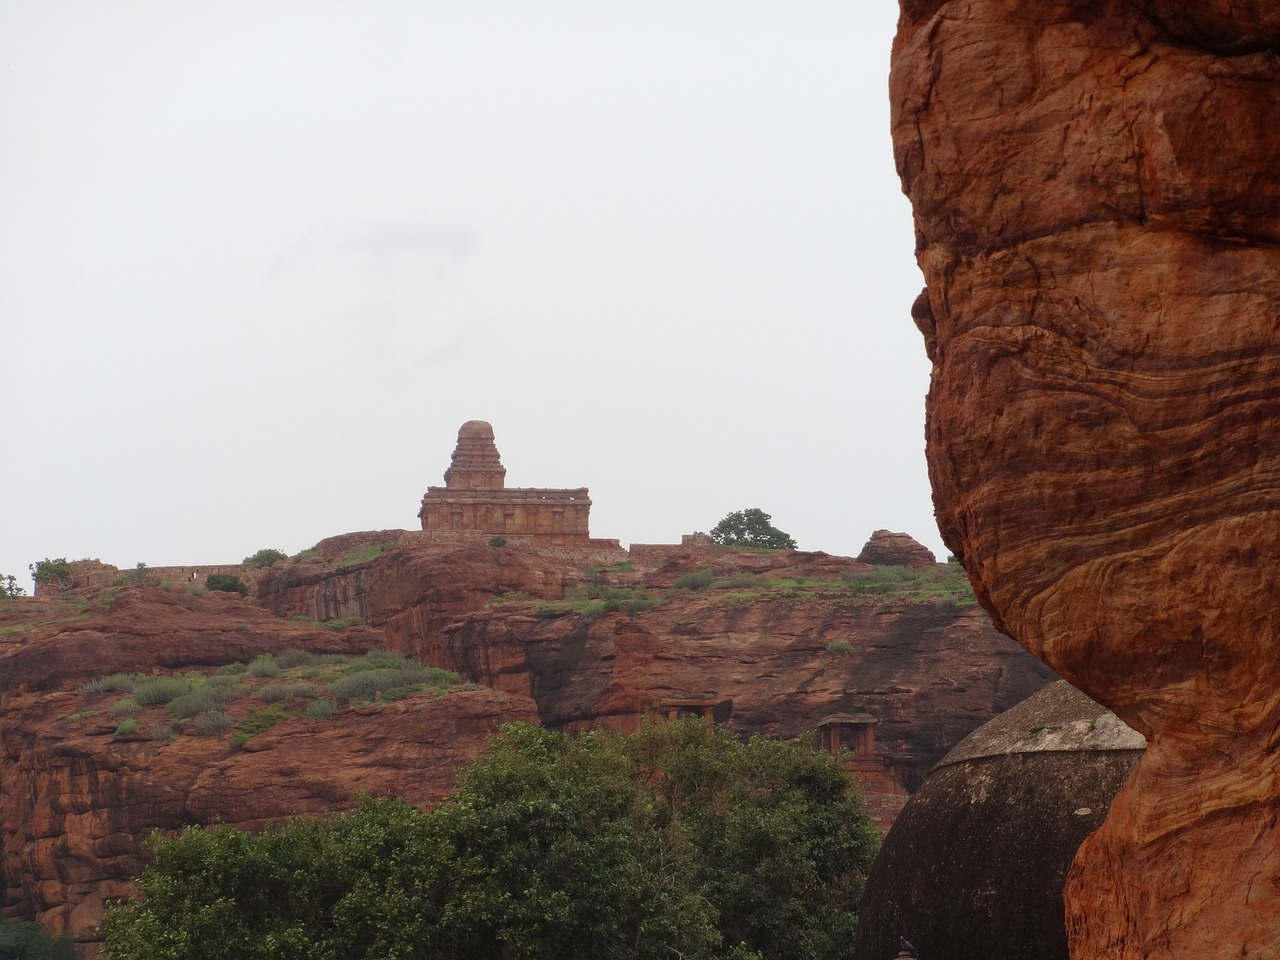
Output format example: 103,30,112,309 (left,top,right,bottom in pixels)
0,918,76,960
102,720,878,960
710,508,797,549
243,549,289,569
